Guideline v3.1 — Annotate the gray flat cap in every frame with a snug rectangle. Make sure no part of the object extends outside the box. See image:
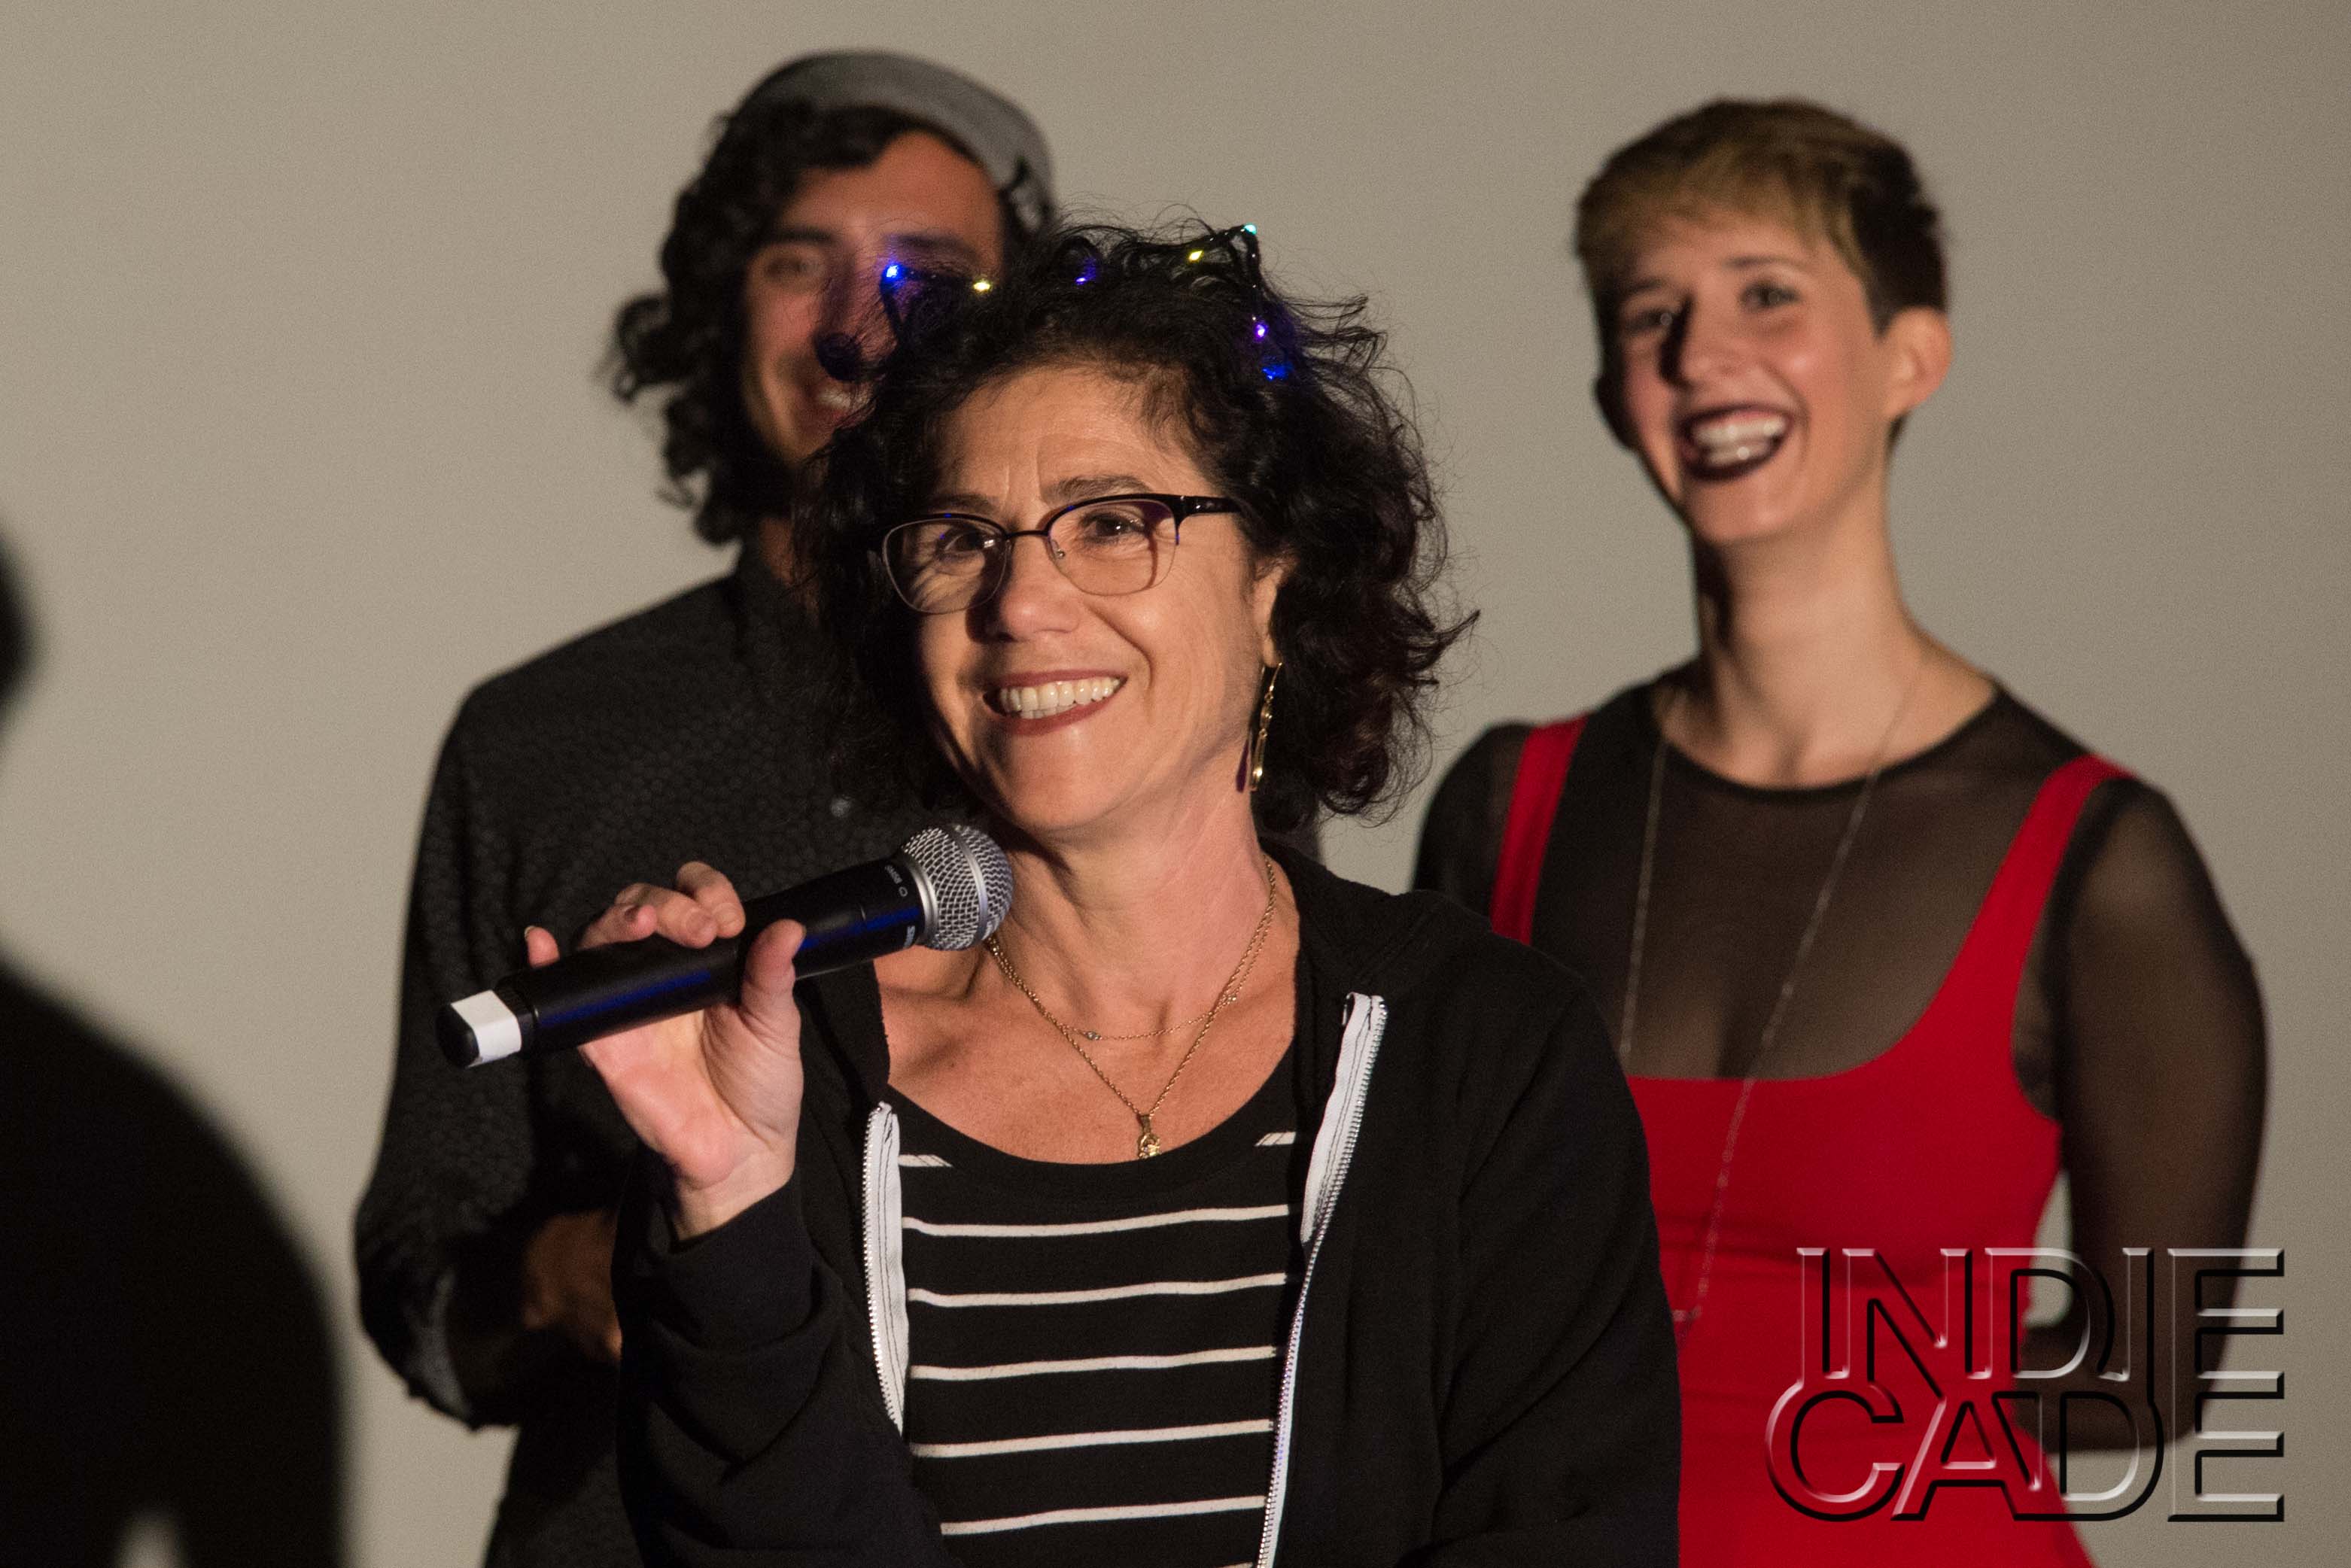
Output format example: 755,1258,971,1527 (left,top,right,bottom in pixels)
736,51,1054,232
